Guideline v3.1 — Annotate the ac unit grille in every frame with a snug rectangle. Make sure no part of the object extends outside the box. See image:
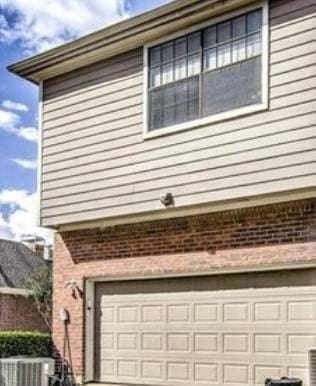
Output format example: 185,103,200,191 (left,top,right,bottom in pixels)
309,348,316,386
19,362,43,386
0,358,54,386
